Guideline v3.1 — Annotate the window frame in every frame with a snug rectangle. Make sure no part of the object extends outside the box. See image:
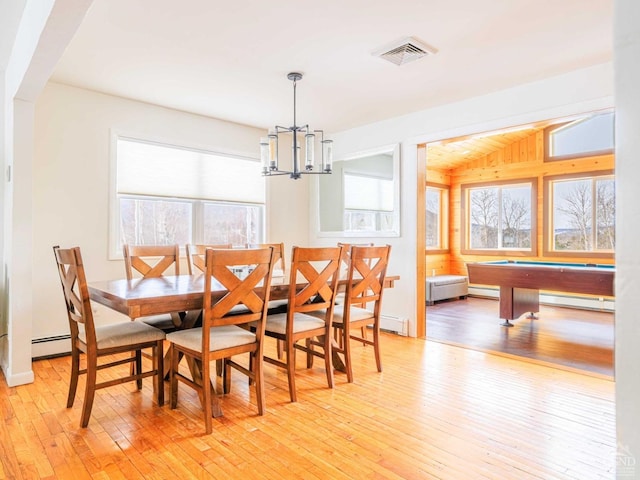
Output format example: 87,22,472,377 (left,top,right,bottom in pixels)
426,182,449,253
543,170,615,259
109,132,266,259
543,111,615,162
460,178,537,256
